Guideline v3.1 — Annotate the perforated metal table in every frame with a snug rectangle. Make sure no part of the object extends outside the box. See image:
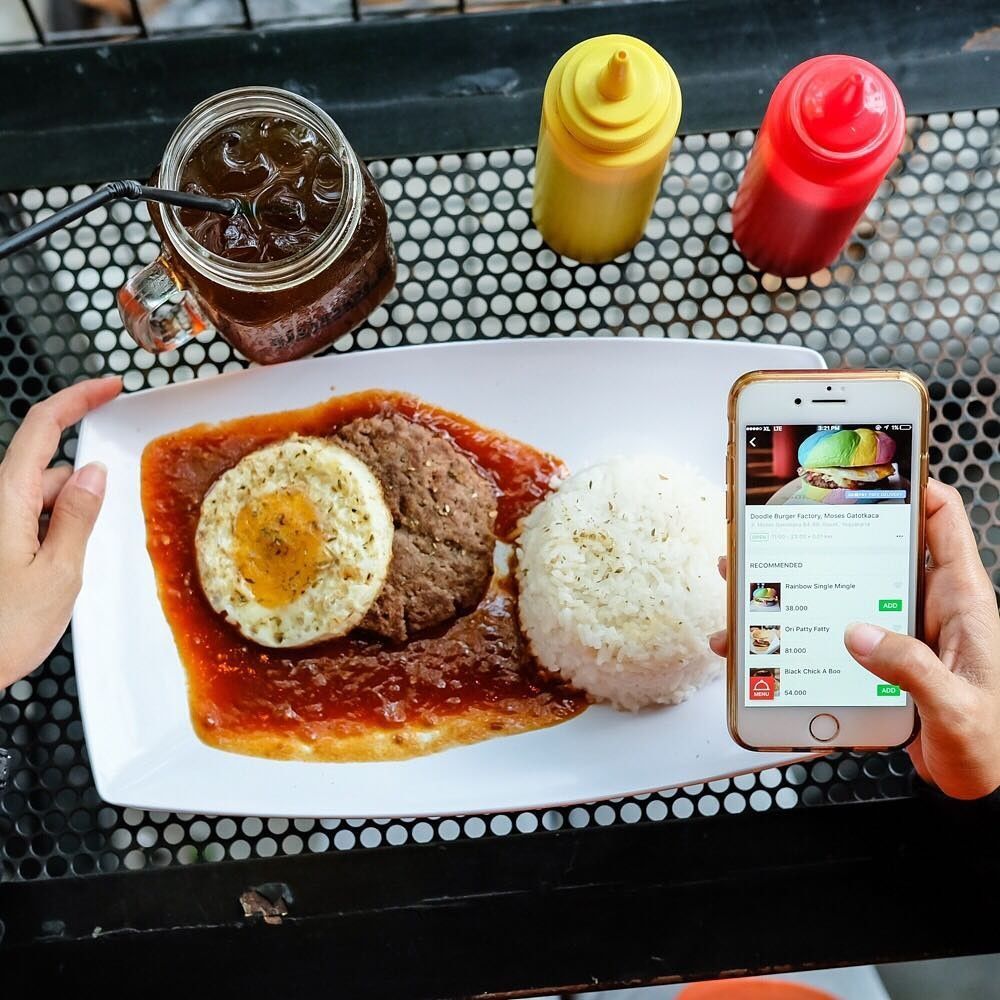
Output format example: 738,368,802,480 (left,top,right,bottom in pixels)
0,0,998,992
